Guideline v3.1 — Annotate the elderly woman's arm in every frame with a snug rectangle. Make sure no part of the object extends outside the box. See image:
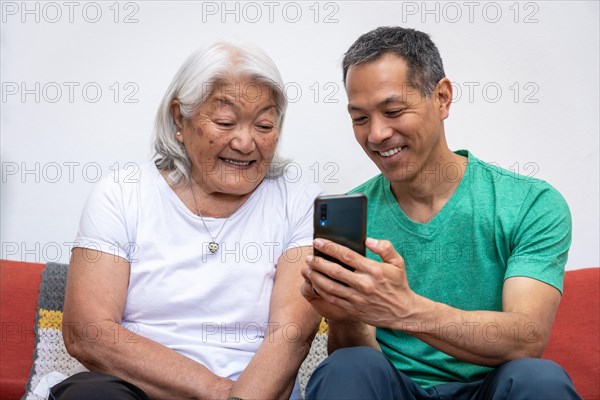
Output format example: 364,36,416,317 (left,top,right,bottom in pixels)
63,248,233,400
229,246,322,399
